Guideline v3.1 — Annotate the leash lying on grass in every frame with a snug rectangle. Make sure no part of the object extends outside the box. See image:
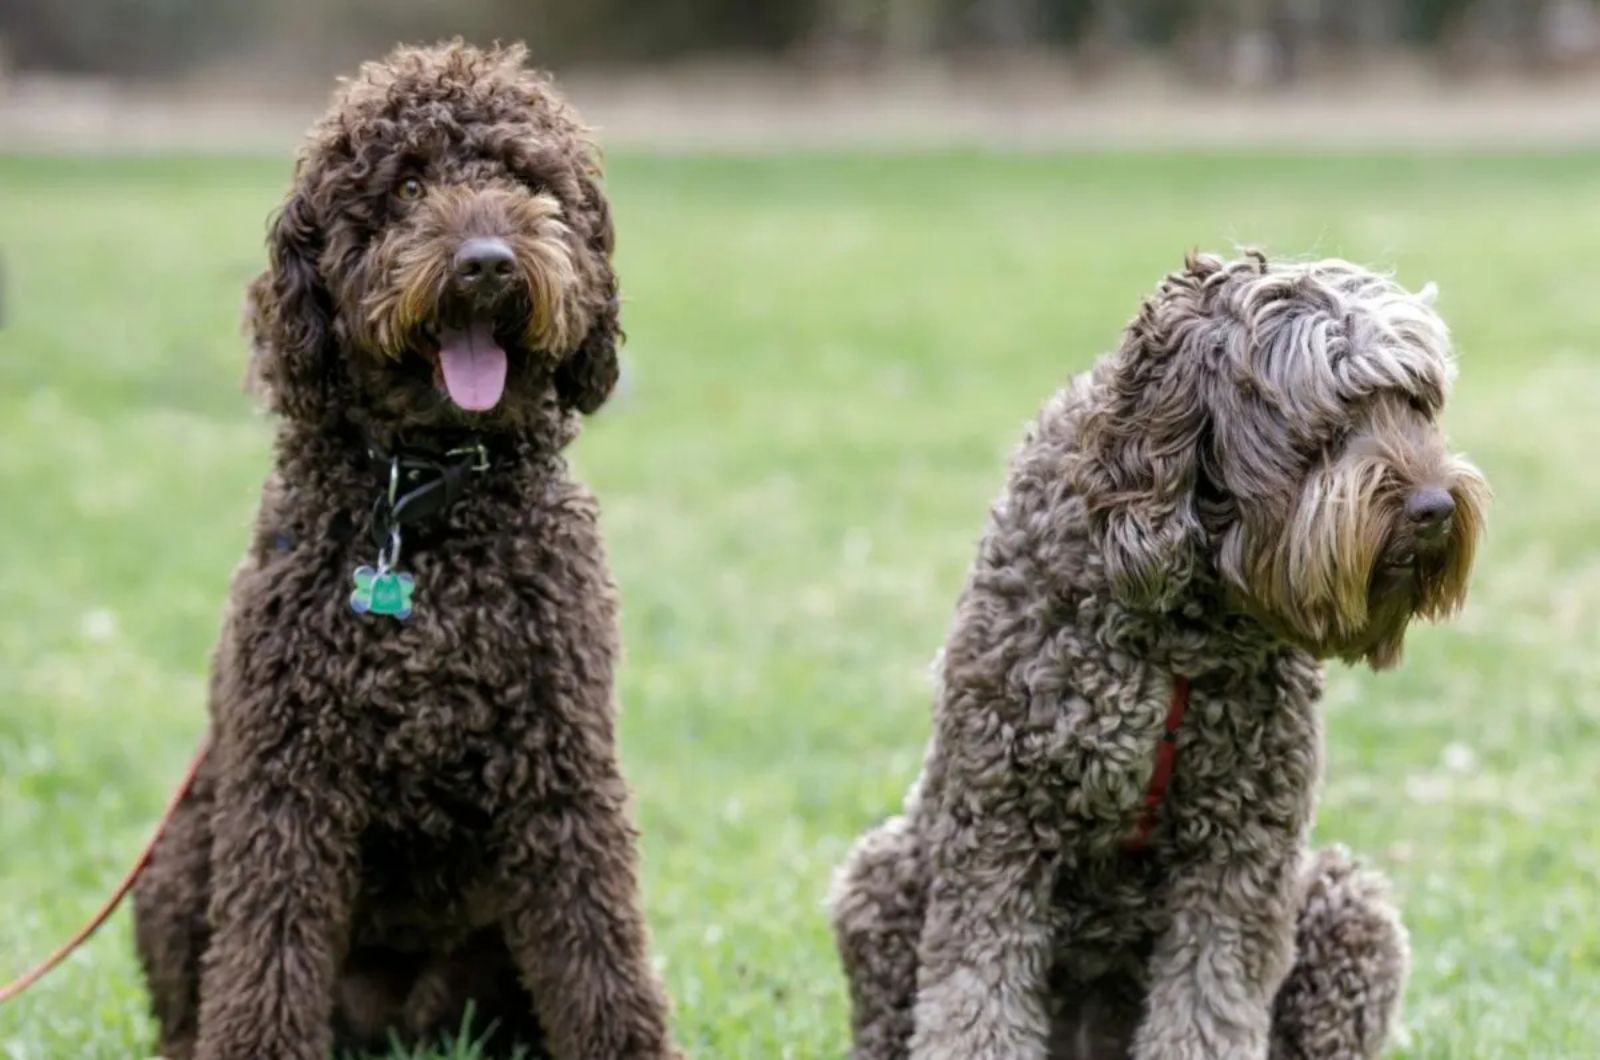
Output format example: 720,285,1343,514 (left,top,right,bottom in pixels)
0,735,210,1004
